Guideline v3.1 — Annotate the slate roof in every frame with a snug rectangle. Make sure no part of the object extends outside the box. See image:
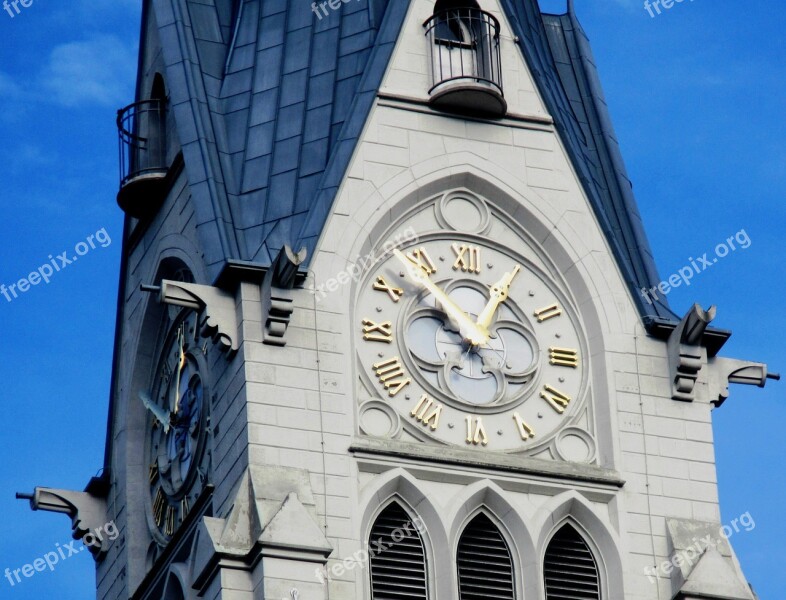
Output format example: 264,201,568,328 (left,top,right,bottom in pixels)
147,0,674,321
